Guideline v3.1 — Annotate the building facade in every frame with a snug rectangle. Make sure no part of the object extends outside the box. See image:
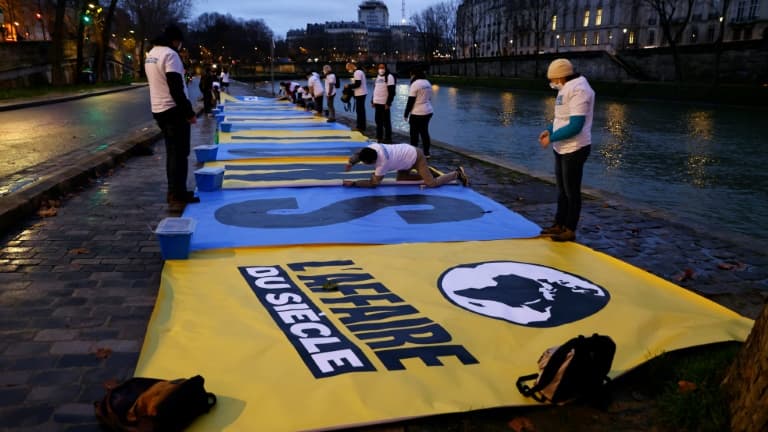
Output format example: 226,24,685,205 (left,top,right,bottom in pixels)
456,0,768,59
286,0,421,63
